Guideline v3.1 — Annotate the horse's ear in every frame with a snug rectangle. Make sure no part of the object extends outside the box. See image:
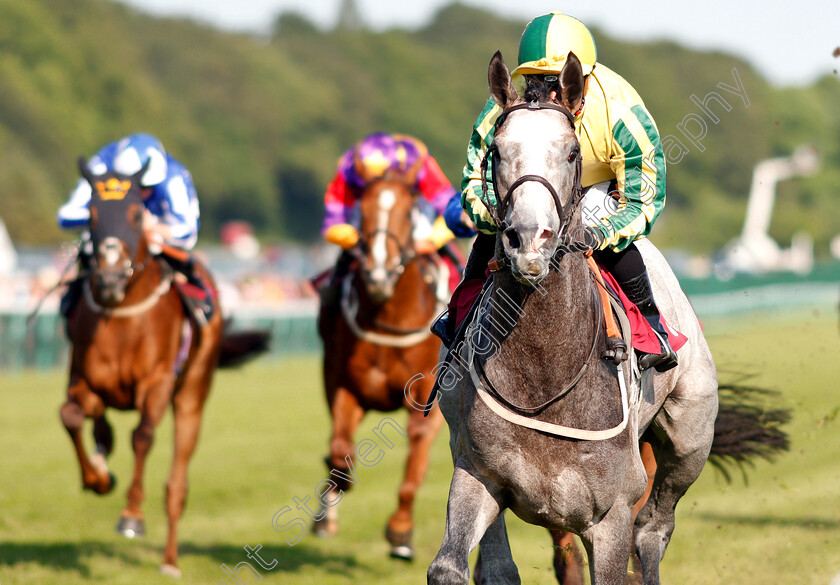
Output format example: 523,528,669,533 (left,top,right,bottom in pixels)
77,156,95,186
402,157,424,189
559,52,585,111
133,158,151,183
488,50,518,107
